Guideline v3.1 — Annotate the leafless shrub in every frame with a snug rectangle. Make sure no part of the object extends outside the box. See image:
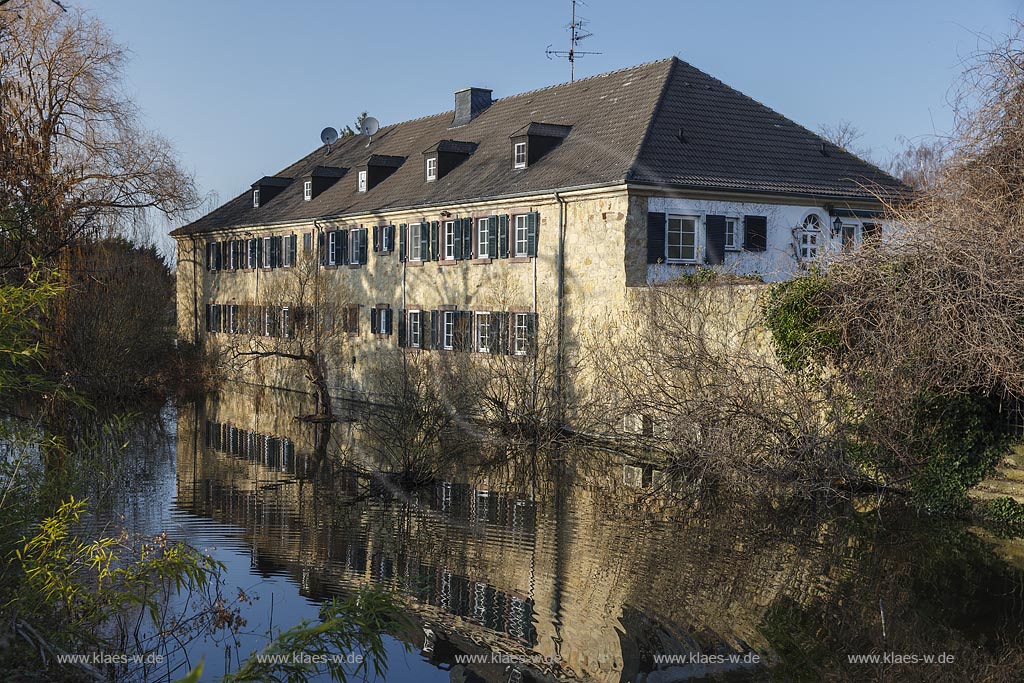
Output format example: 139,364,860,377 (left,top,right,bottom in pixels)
592,280,857,499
